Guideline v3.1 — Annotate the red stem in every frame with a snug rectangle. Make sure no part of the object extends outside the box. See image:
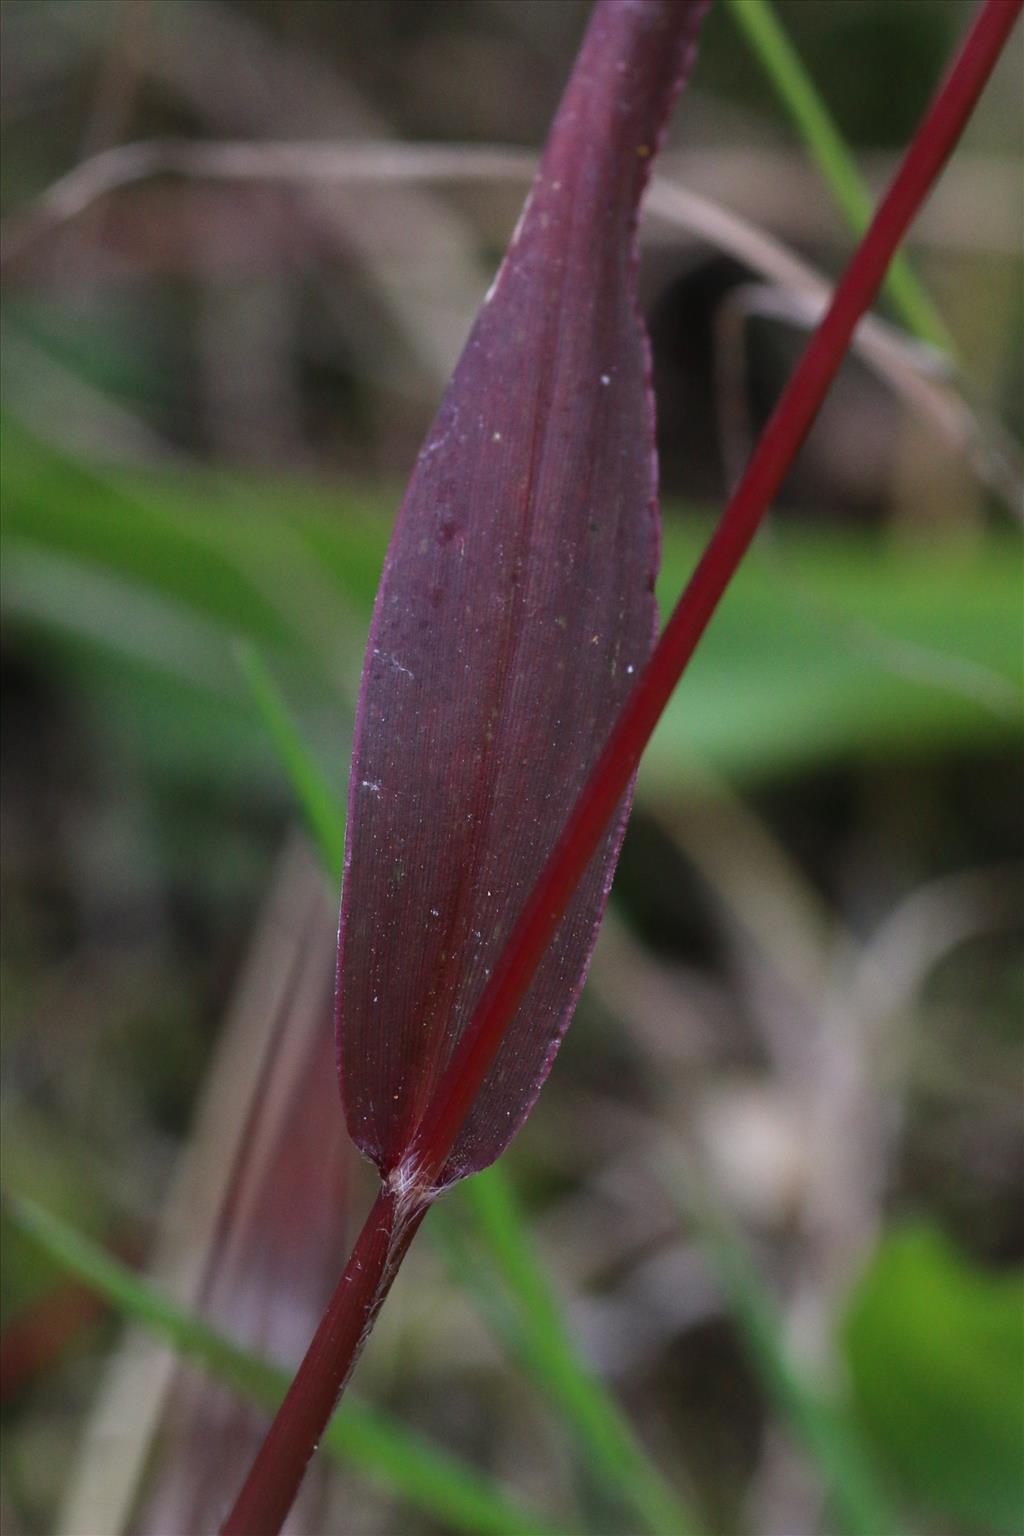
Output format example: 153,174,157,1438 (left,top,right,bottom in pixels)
408,0,1022,1179
220,1185,428,1536
222,2,1019,1530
